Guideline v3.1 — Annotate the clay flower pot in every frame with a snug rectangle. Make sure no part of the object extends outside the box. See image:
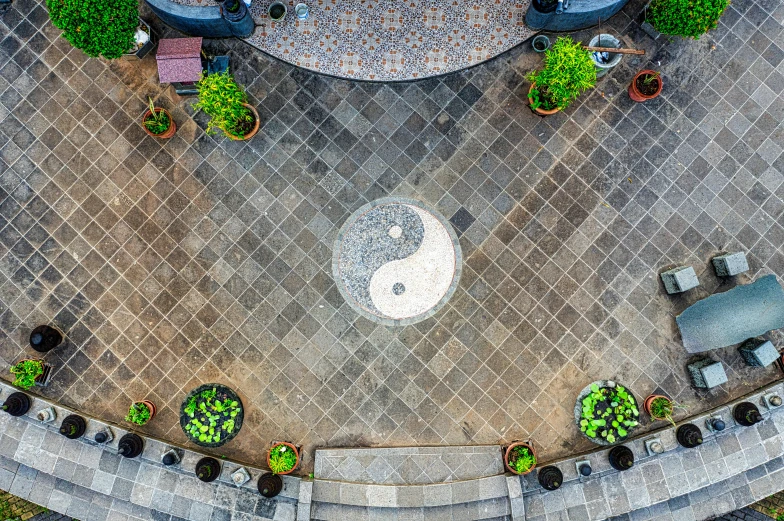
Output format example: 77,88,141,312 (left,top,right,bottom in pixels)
504,441,537,475
629,70,662,102
267,441,300,475
227,103,260,141
141,400,157,420
528,83,560,116
644,394,671,420
142,108,177,138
